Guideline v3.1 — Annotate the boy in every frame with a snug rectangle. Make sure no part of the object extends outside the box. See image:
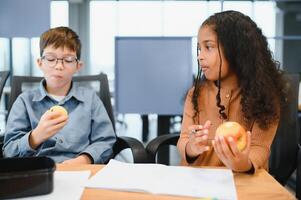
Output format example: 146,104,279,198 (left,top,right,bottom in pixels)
3,27,116,164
